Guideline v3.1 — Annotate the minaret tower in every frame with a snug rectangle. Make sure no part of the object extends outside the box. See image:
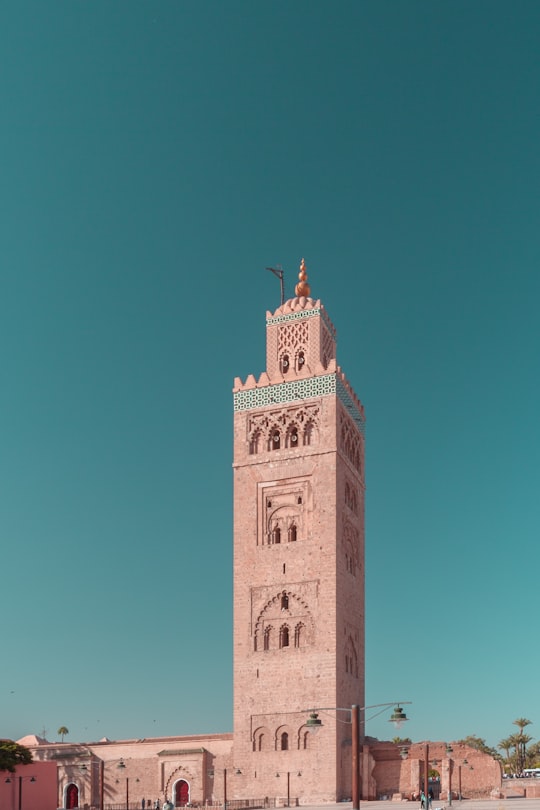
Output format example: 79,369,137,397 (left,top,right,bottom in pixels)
232,261,365,803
